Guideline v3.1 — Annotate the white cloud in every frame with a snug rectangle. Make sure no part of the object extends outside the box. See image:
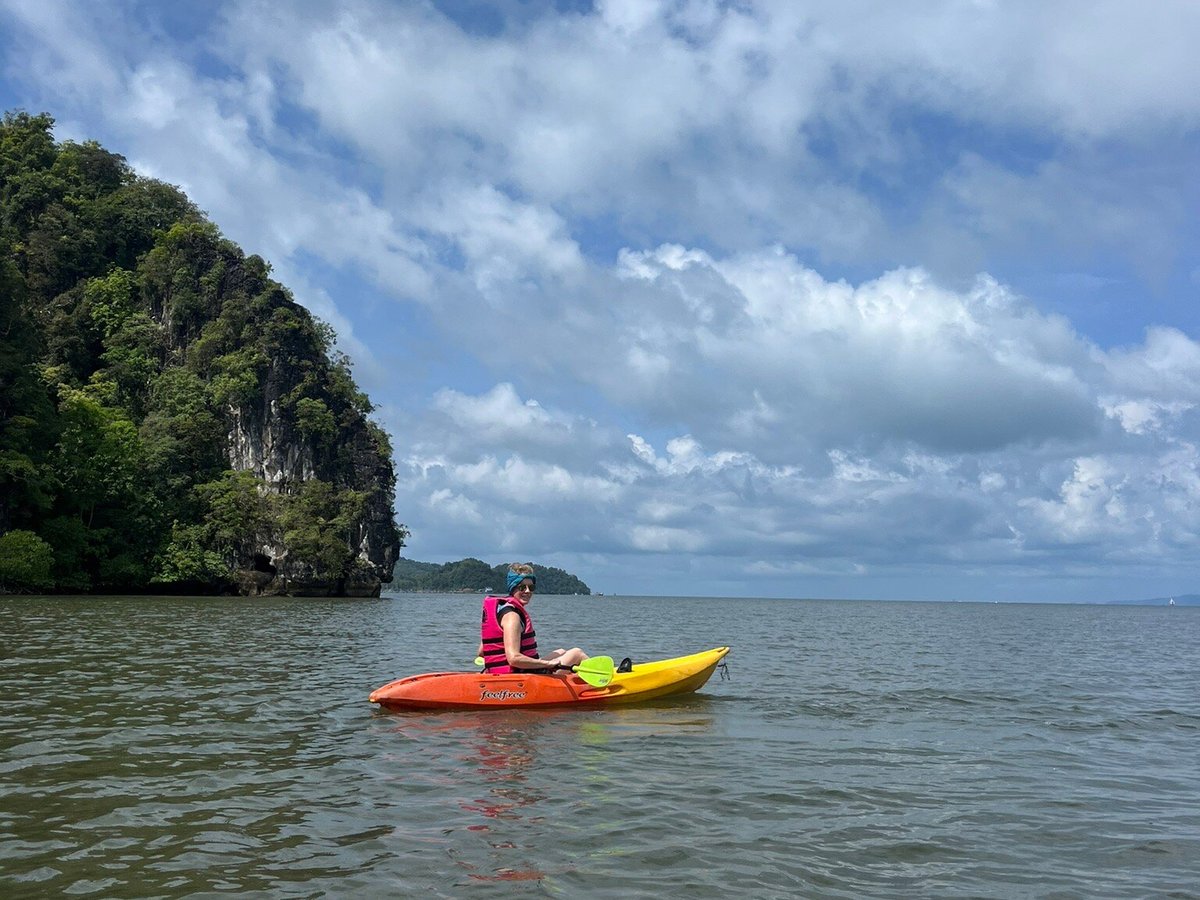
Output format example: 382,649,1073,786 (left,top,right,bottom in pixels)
11,0,1197,313
490,246,1103,457
1105,327,1200,401
415,184,583,295
1102,399,1192,437
392,274,1200,588
802,0,1200,136
184,0,1200,274
1019,457,1130,545
427,488,483,524
629,524,708,553
433,384,557,441
829,450,903,485
5,0,125,100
